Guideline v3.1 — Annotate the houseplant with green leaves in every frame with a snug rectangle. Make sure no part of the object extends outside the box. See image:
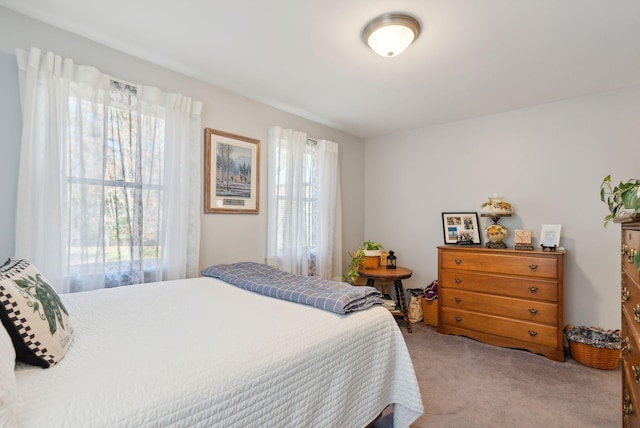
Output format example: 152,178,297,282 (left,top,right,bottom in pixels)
342,248,365,284
600,175,640,272
342,241,384,284
600,175,640,227
361,240,384,256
